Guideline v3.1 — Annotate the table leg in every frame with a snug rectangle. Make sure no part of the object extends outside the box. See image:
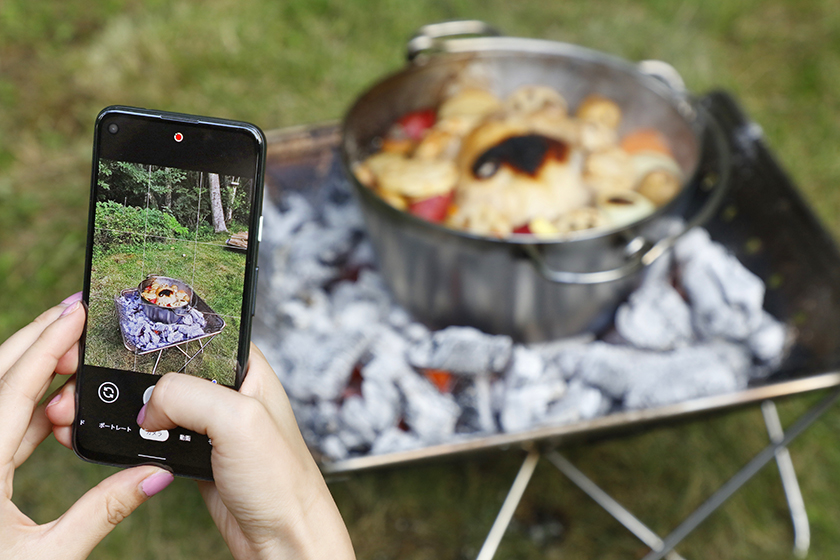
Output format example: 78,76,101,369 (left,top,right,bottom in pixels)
476,449,540,560
547,451,687,560
641,387,840,560
761,400,810,558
